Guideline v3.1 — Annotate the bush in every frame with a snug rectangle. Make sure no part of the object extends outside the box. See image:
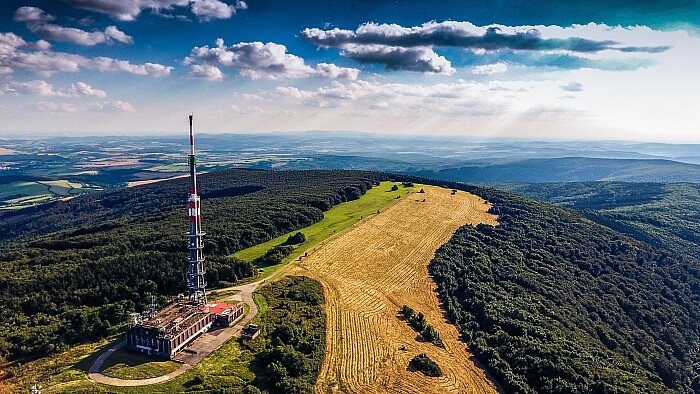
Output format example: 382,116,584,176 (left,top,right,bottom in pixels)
391,184,399,191
254,245,294,266
284,232,306,245
410,353,442,377
400,305,442,347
